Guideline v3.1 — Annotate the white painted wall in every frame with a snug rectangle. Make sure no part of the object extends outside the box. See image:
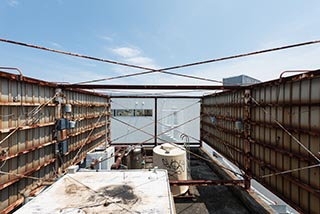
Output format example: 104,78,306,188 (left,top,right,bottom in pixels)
110,98,200,145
